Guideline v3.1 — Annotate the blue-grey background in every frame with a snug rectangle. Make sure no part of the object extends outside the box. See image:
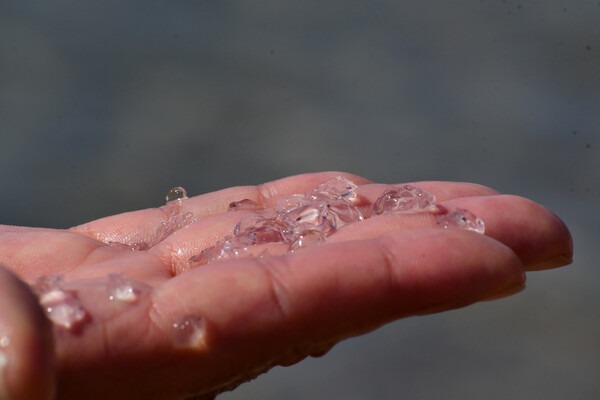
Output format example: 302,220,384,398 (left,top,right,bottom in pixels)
1,1,598,399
